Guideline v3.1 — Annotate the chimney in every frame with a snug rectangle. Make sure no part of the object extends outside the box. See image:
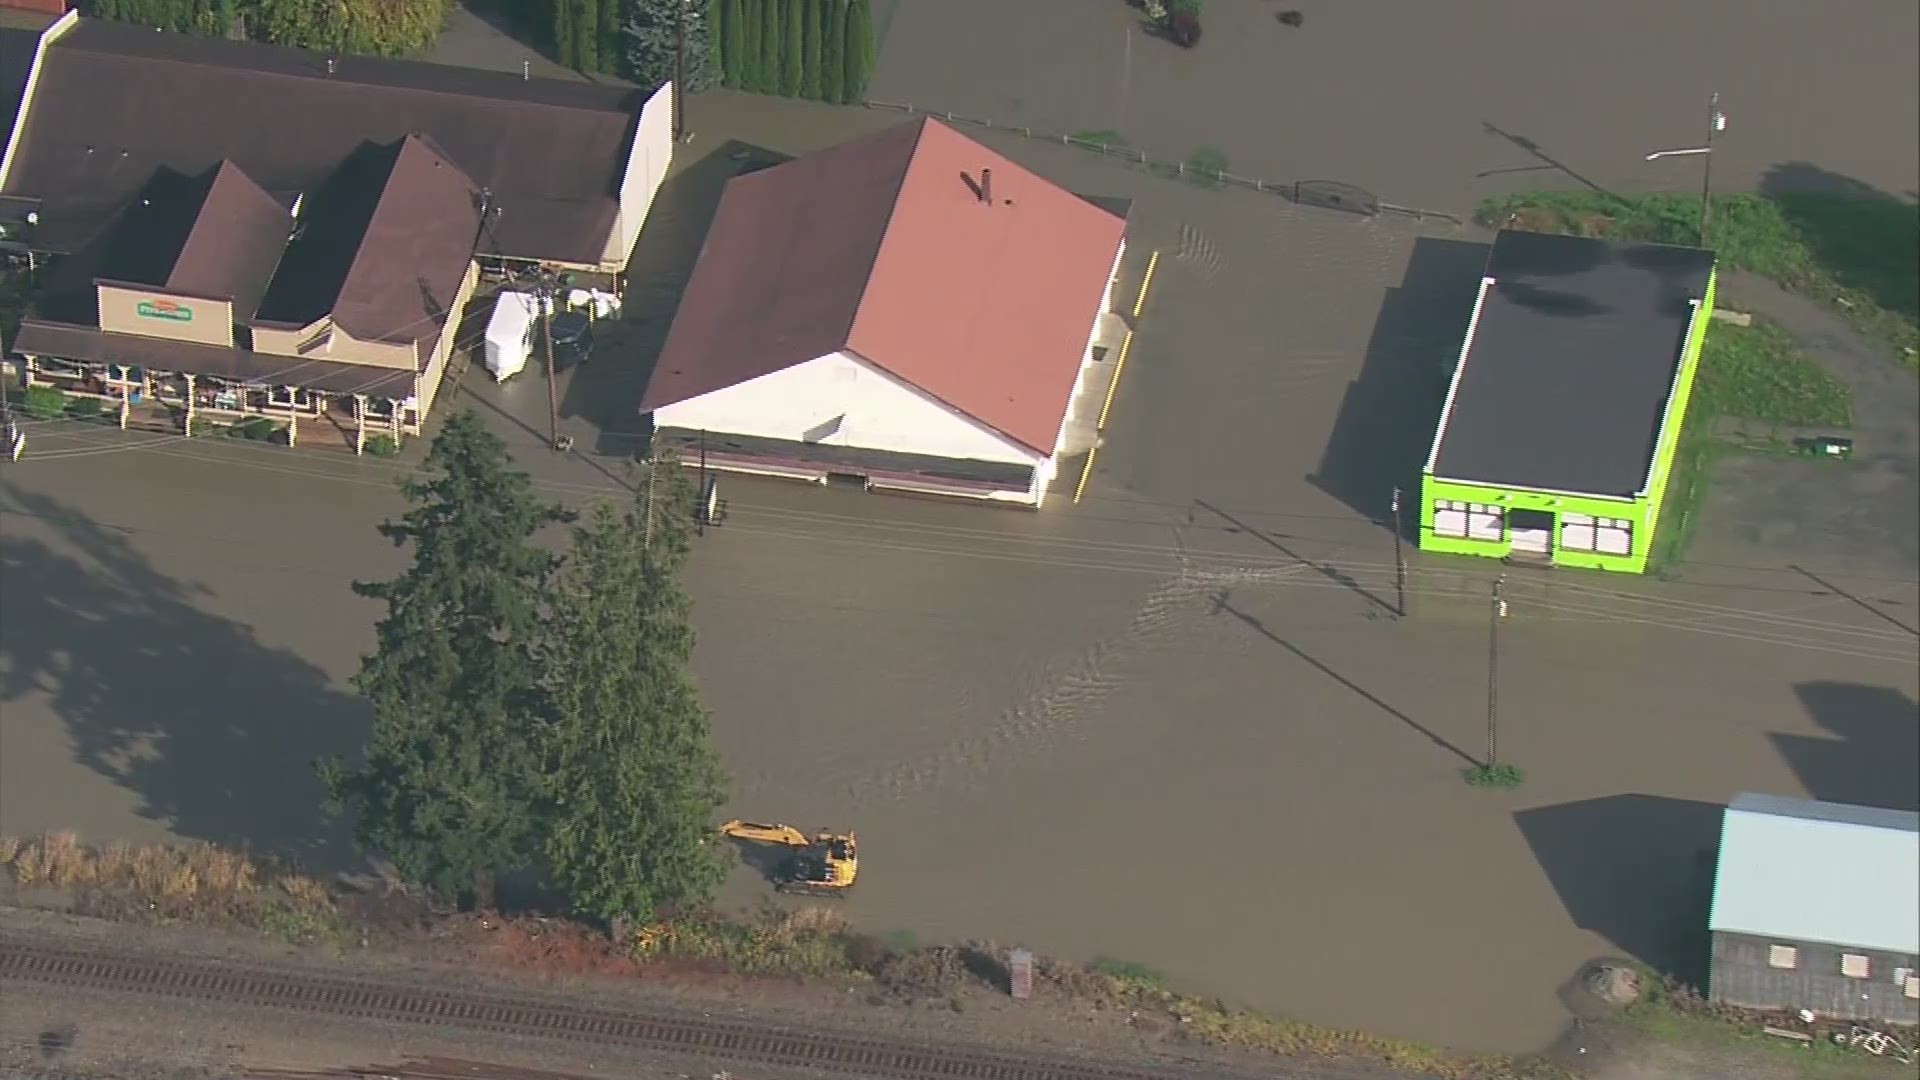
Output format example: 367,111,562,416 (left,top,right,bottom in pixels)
980,168,993,205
